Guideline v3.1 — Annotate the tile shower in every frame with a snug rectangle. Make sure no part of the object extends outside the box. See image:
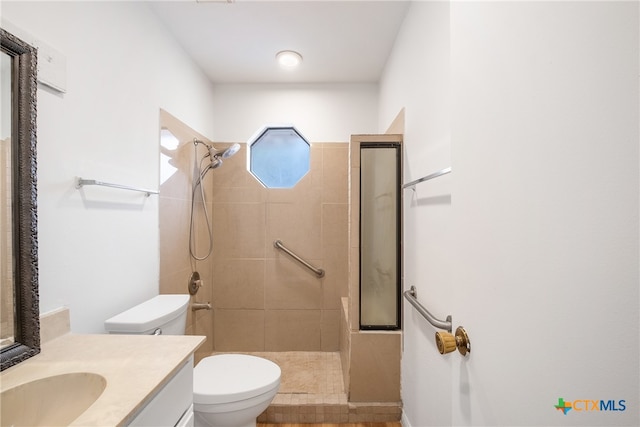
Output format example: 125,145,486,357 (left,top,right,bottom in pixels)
158,111,400,423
